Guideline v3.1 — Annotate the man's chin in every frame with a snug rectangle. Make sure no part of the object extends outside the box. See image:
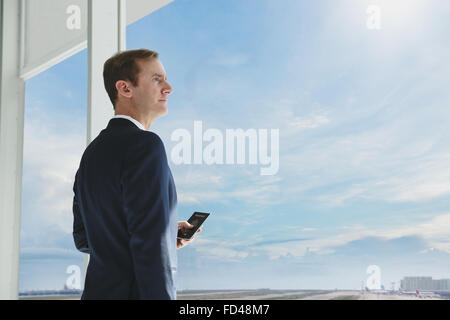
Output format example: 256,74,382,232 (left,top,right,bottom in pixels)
148,104,168,119
156,106,168,118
